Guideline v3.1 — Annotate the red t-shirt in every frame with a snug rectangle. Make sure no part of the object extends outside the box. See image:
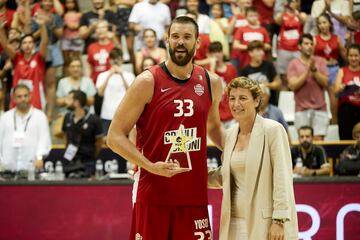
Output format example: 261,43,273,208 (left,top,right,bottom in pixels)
338,66,360,107
233,25,270,69
87,42,114,83
287,56,328,112
229,15,248,59
12,52,46,109
216,63,237,121
135,63,212,206
314,34,340,61
278,12,302,51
